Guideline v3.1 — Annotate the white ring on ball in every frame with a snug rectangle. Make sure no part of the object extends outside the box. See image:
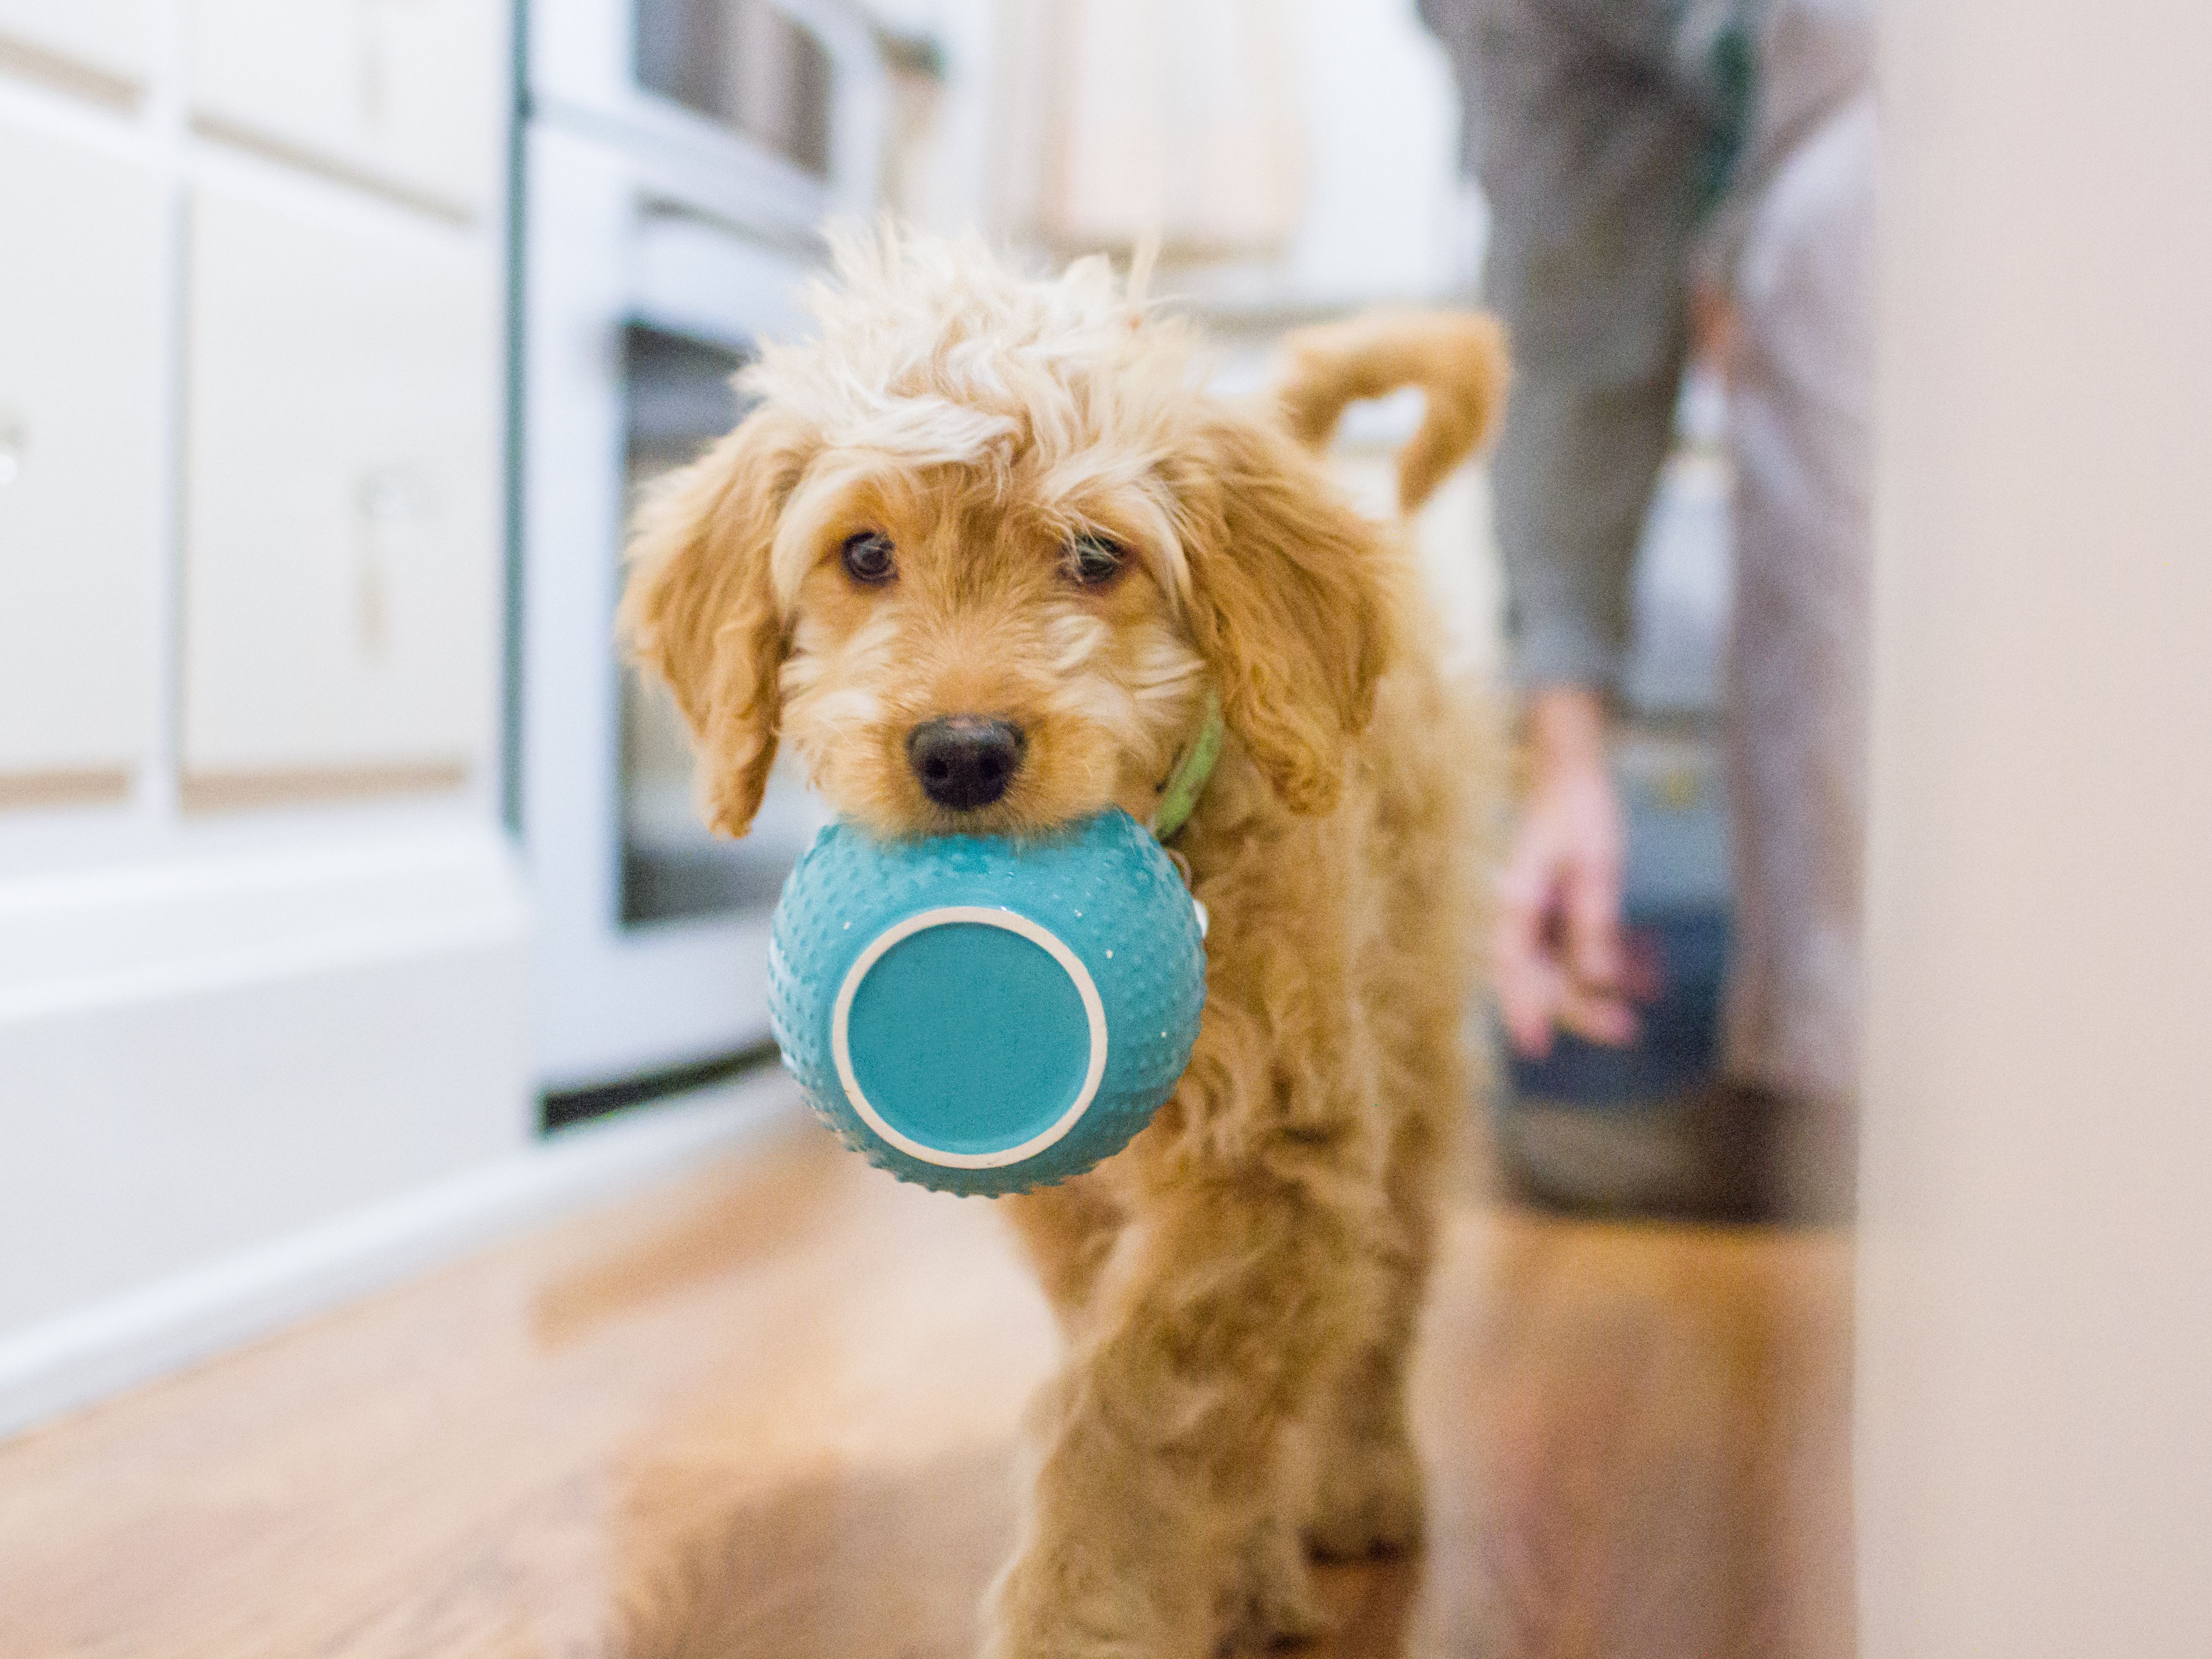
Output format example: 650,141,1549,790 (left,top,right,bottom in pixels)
830,906,1110,1170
